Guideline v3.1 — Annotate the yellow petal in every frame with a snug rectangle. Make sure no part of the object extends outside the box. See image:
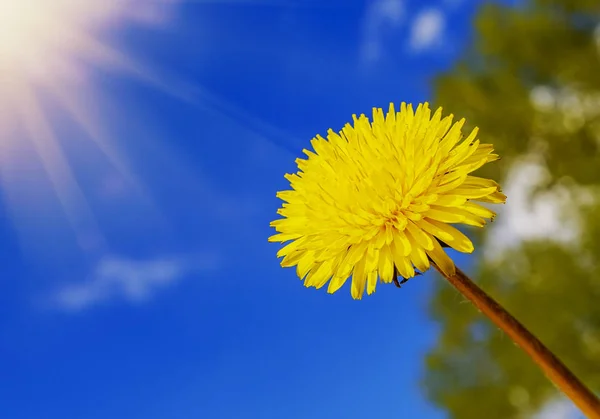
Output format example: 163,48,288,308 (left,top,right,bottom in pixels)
365,246,379,273
306,258,337,289
426,239,455,277
304,261,324,288
405,221,434,251
475,191,507,204
431,173,467,195
415,219,455,244
439,117,465,153
367,271,378,295
351,255,368,300
395,255,415,279
451,186,498,199
486,154,500,162
439,129,479,171
423,207,465,223
275,190,300,203
392,229,412,256
462,215,486,227
345,241,369,266
432,194,467,207
435,170,466,188
281,250,305,268
423,219,474,253
463,202,496,219
388,236,413,278
327,274,350,294
296,251,316,279
373,227,388,249
276,236,307,258
453,157,489,174
268,232,302,243
463,176,501,190
408,239,430,272
437,207,487,227
378,244,395,283
336,251,356,280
